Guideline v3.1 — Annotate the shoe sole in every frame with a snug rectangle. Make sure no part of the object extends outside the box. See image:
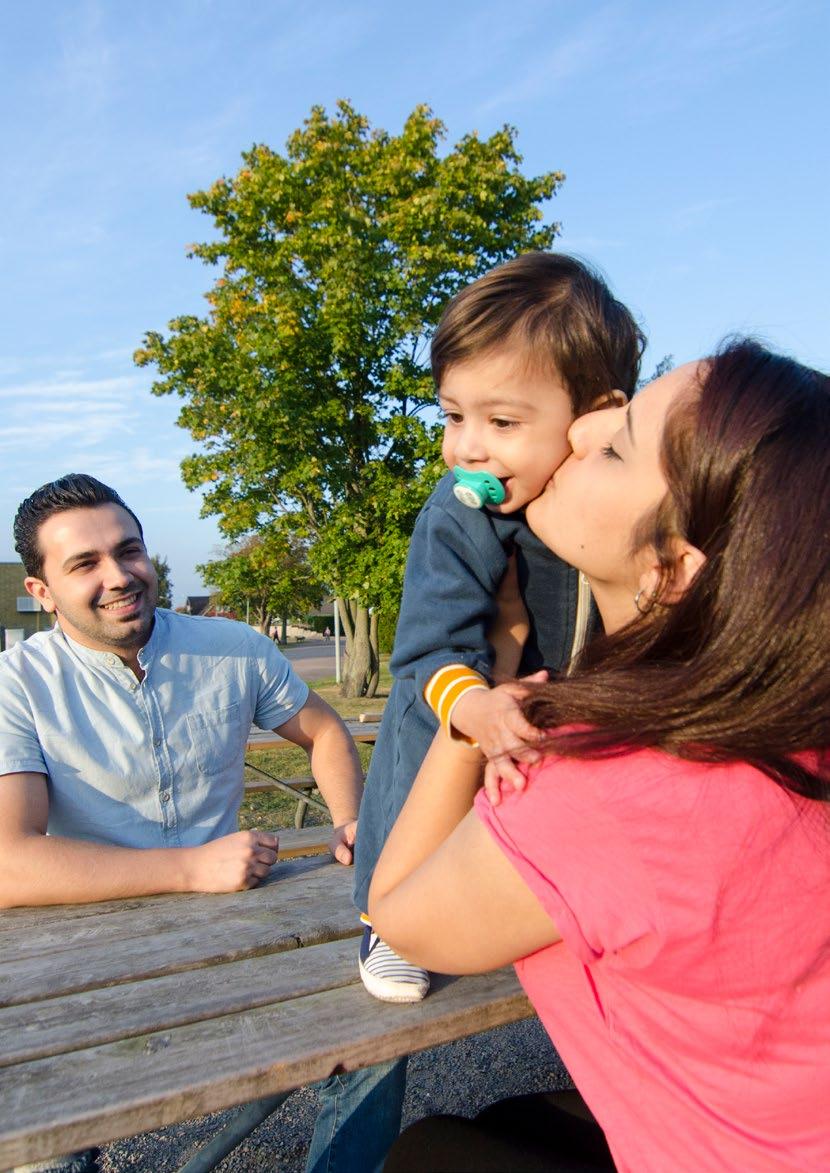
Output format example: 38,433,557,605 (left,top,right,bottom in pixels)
358,957,430,1003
